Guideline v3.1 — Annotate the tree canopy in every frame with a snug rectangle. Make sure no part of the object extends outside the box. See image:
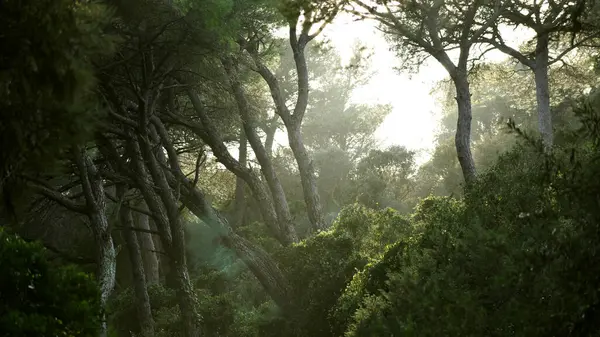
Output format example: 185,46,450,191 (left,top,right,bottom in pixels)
2,0,600,336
